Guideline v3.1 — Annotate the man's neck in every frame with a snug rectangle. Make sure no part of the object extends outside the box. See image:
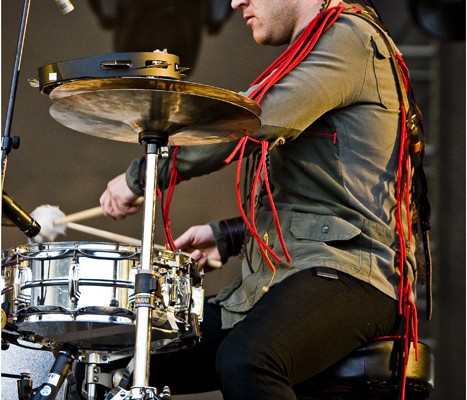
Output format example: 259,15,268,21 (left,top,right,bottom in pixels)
291,0,342,42
292,0,342,40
